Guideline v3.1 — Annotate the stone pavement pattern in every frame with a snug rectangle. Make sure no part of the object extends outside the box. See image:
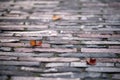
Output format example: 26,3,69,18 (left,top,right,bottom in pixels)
0,0,120,80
